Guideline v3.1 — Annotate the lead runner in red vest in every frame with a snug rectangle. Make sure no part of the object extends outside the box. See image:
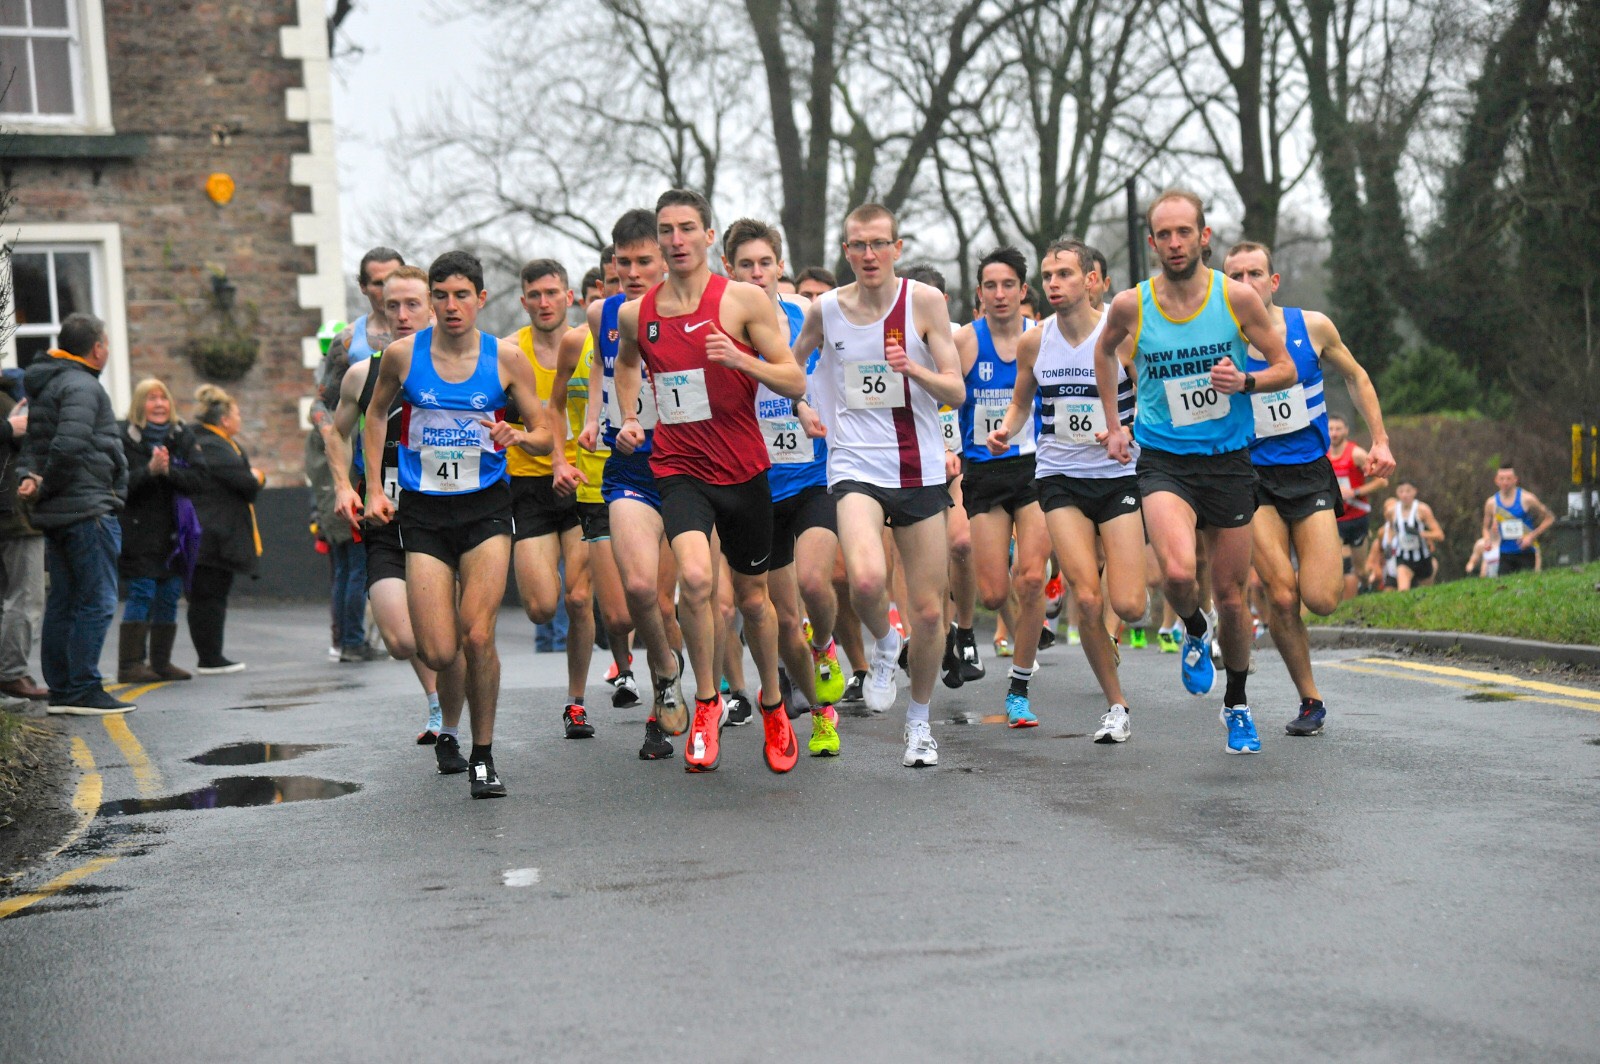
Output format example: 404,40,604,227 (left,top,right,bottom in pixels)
613,189,808,775
787,203,967,769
